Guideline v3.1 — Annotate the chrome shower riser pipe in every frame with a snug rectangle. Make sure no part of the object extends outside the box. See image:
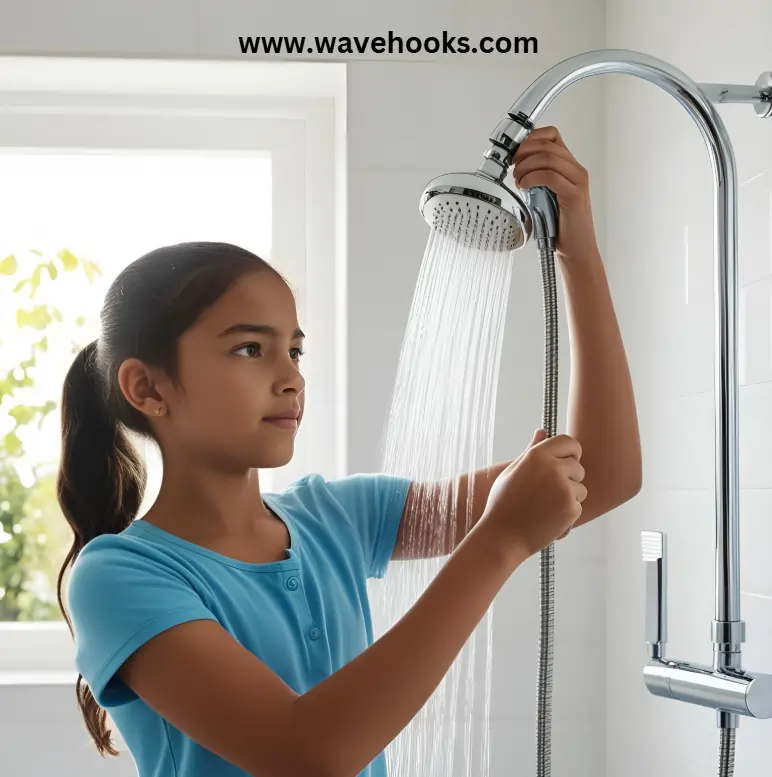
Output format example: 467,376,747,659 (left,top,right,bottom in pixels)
479,48,772,715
